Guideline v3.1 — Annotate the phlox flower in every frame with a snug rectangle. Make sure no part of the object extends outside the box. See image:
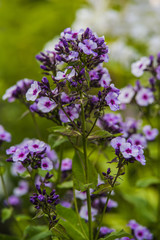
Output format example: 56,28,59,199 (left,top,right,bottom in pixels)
61,158,72,171
13,180,29,196
27,139,46,153
75,190,87,200
99,73,111,88
59,104,80,123
8,195,20,206
0,125,11,142
135,88,154,106
120,142,139,159
11,162,26,176
26,81,41,101
143,125,159,141
12,148,29,162
118,86,135,104
79,39,97,56
111,137,126,150
80,204,98,221
131,57,150,77
128,134,147,148
37,97,57,113
105,92,120,111
134,226,153,240
41,157,53,171
134,146,146,165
